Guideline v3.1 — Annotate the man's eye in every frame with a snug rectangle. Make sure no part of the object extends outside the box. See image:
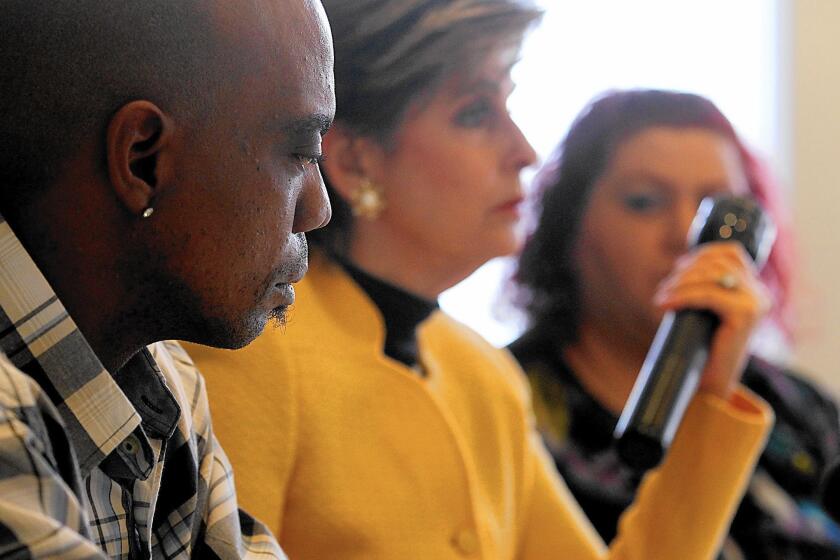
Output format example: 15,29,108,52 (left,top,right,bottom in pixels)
296,153,325,166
